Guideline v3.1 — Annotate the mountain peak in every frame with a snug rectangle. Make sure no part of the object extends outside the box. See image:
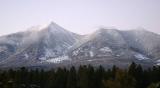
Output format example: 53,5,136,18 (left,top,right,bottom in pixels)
48,21,58,26
94,28,119,35
45,21,67,33
48,21,60,28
